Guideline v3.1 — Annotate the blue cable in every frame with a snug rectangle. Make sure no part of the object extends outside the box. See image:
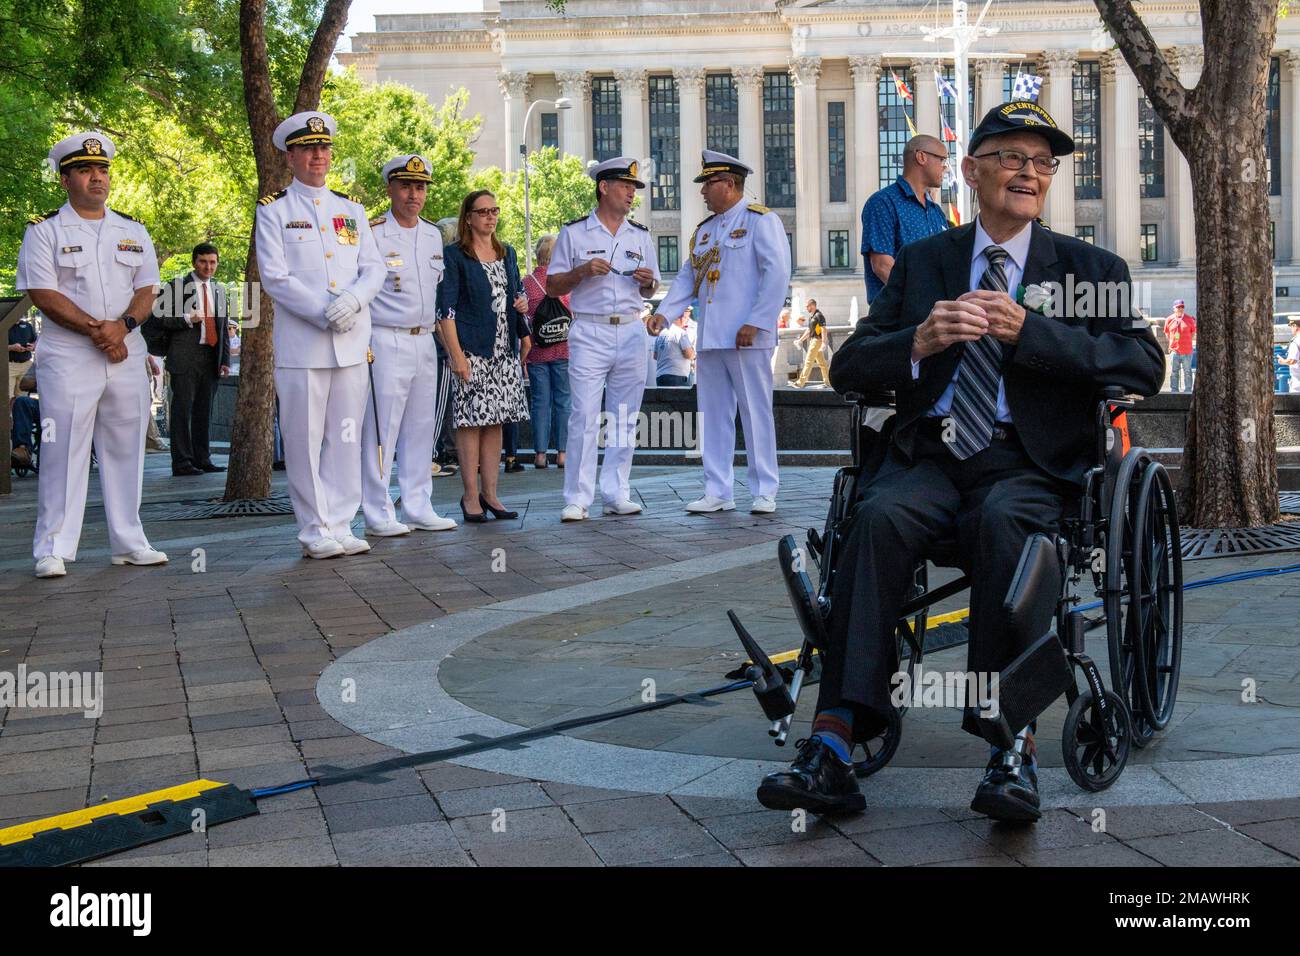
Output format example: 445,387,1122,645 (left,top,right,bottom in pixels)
1072,560,1300,615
